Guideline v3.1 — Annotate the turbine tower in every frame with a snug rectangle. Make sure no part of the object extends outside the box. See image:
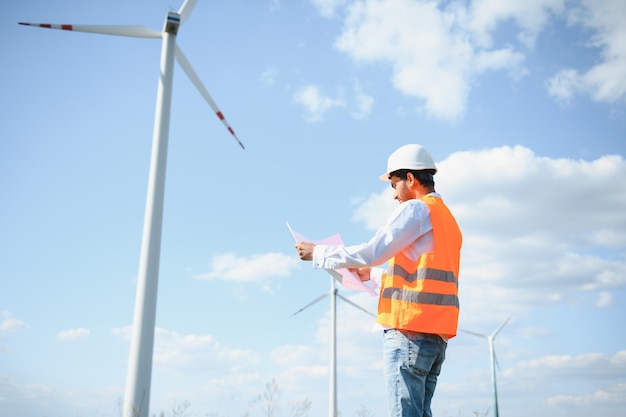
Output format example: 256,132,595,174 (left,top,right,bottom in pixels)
291,276,376,417
461,316,511,417
19,2,244,417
